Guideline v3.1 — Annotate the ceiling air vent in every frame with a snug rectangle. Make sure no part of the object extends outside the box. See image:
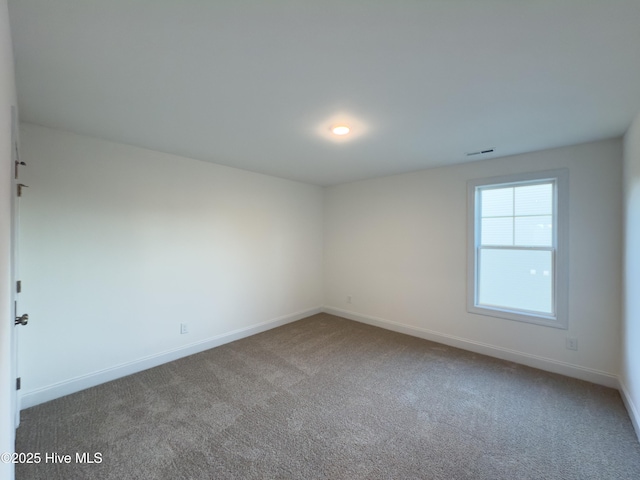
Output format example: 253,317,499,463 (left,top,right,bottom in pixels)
466,148,494,157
